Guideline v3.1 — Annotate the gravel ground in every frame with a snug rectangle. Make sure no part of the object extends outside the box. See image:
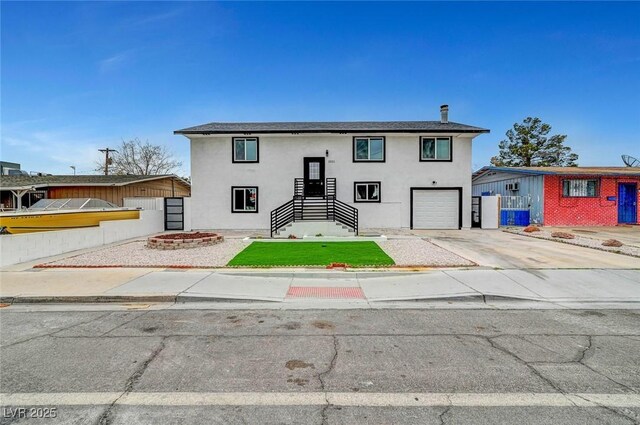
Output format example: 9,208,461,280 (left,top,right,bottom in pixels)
39,237,473,268
41,239,251,268
377,238,475,266
505,228,640,258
